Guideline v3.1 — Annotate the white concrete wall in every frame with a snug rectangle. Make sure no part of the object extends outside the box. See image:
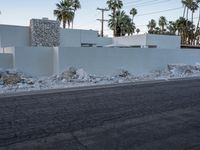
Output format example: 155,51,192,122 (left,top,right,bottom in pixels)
0,53,13,69
1,46,200,77
53,47,59,74
96,37,113,46
0,25,30,47
113,34,146,46
57,47,200,76
9,47,54,76
60,29,98,47
0,25,99,48
60,29,81,47
146,34,181,49
113,34,181,49
80,30,98,44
